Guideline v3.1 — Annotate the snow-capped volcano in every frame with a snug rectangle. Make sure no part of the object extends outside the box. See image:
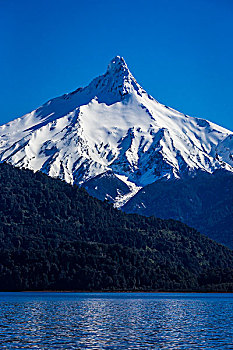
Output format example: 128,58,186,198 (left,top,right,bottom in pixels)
1,56,233,206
